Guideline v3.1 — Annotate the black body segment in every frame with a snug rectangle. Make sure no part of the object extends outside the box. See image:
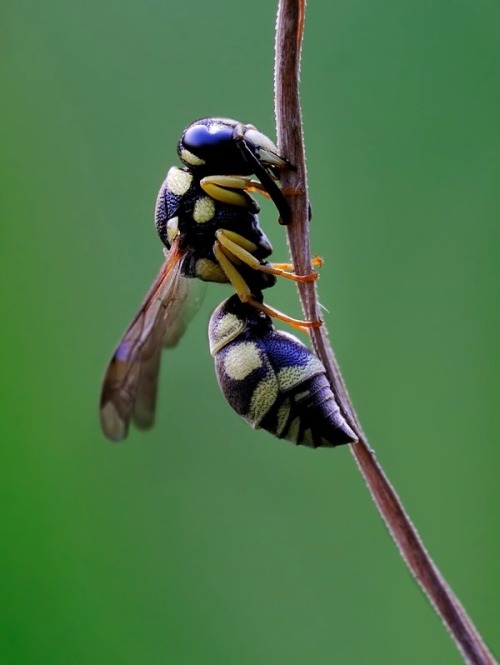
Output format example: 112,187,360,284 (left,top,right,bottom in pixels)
209,296,357,448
